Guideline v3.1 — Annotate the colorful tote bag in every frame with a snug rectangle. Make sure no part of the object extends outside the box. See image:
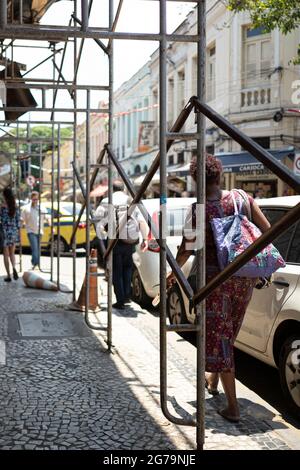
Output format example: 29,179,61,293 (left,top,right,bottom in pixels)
210,191,286,278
